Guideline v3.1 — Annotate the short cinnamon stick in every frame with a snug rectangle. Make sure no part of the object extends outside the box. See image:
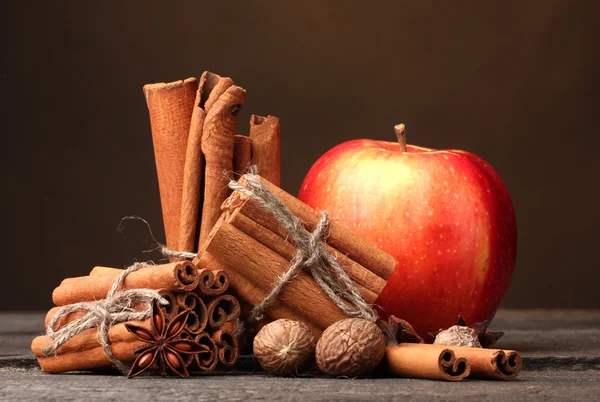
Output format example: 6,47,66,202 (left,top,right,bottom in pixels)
52,262,199,306
179,72,235,253
198,85,246,247
212,328,239,367
143,78,198,250
451,346,522,380
205,294,241,329
249,115,280,186
233,135,252,177
194,332,218,371
196,268,229,296
385,344,471,381
175,292,208,334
